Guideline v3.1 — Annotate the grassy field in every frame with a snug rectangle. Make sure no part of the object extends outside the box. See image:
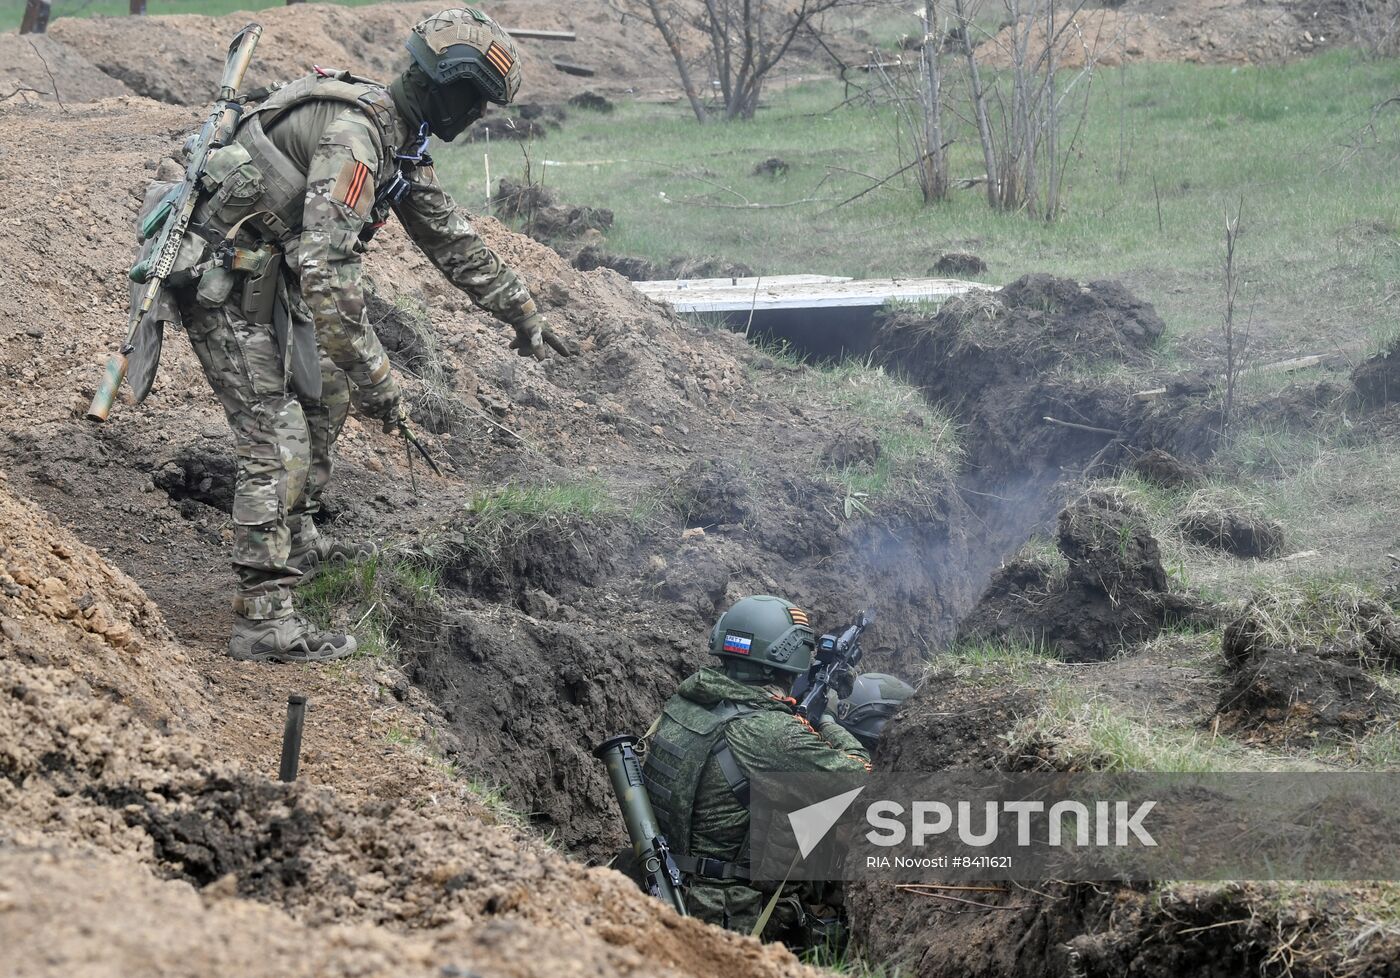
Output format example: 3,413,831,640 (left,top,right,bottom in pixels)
434,51,1400,360
1,0,381,32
